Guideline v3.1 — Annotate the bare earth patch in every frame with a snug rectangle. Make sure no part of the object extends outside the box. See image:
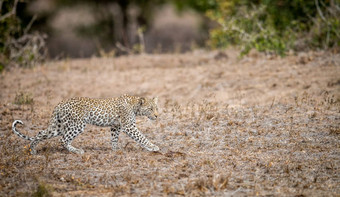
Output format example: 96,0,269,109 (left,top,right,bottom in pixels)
0,50,339,196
